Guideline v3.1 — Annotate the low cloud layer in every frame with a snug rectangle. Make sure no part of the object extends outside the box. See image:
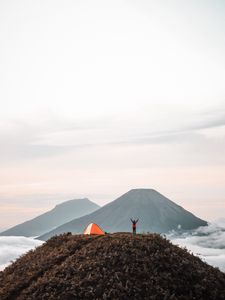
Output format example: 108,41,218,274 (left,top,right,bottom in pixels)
168,219,225,272
0,236,43,271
